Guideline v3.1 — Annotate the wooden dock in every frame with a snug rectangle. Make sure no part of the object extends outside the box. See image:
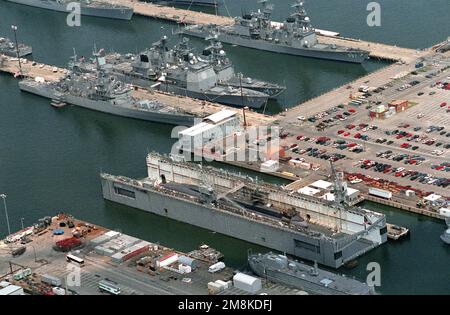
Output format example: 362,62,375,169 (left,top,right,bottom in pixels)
98,0,421,62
